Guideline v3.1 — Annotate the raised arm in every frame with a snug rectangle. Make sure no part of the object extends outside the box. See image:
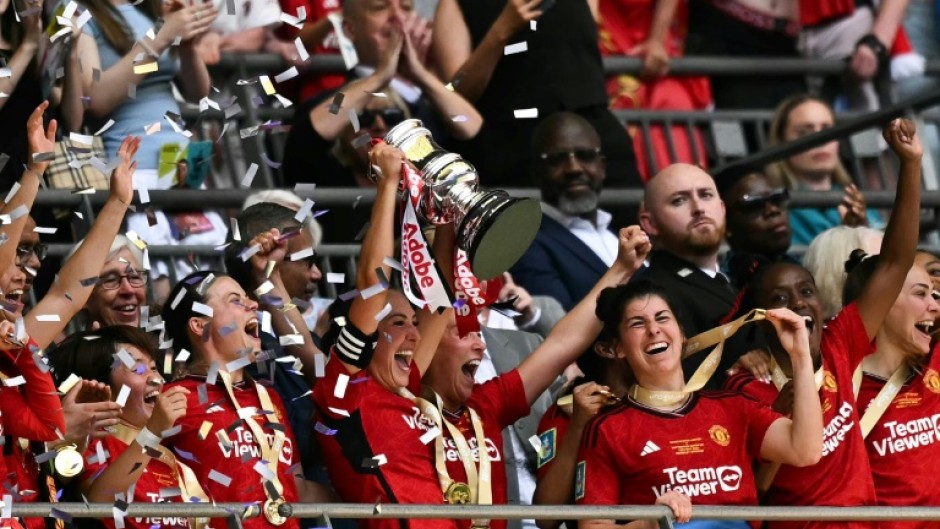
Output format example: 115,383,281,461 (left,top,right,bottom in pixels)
80,386,189,502
430,0,540,102
26,137,138,349
338,143,404,374
413,224,455,375
0,102,56,273
245,228,324,389
75,1,215,118
854,118,922,339
758,309,823,467
517,226,650,405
